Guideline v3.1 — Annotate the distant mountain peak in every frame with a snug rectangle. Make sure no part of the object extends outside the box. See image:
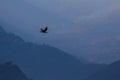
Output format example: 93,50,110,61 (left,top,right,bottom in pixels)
85,60,120,80
0,62,29,80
